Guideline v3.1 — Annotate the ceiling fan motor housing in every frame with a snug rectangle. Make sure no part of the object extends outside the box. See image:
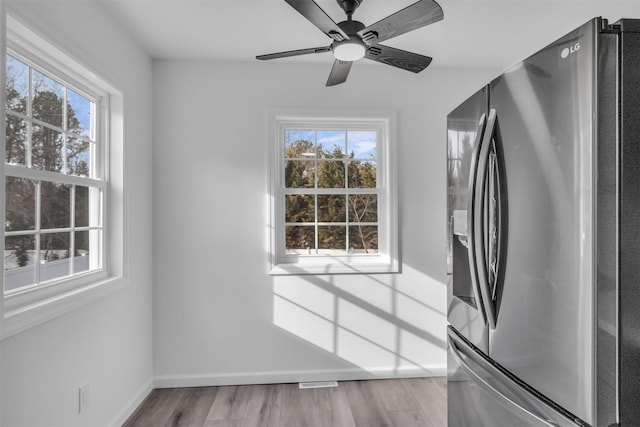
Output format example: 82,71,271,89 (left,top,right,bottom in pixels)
337,19,365,37
337,0,363,17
